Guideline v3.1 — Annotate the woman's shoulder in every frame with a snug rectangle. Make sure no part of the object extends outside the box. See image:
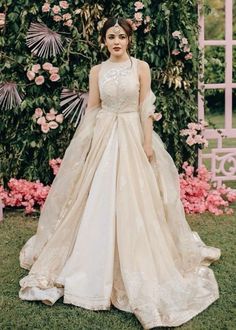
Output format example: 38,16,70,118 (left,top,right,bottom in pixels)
135,58,150,69
90,64,102,74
